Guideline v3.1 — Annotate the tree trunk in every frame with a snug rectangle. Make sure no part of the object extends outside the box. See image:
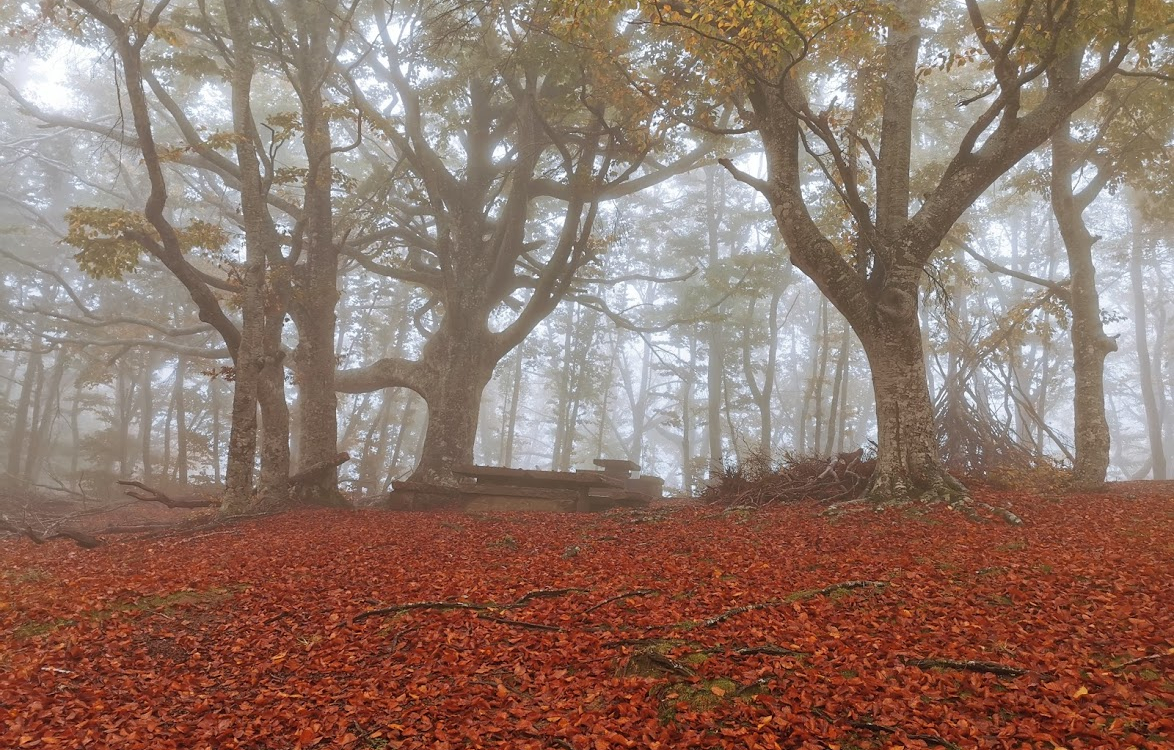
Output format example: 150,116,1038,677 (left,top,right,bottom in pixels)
173,356,188,484
139,355,154,482
1051,123,1116,487
551,310,576,471
116,359,135,480
7,349,37,481
288,0,341,505
502,350,523,467
27,350,66,483
1129,195,1166,479
859,311,961,499
210,377,222,485
410,355,495,485
812,298,830,455
705,164,725,476
681,335,696,494
824,322,852,456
